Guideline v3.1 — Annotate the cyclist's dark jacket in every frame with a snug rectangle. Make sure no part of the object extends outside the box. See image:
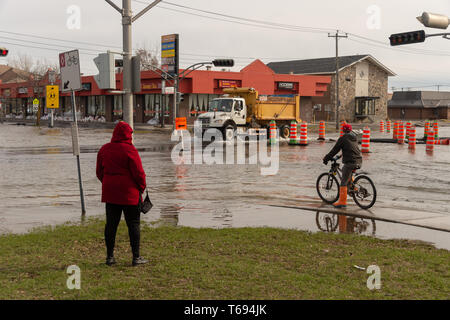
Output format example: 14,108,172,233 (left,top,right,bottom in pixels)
324,131,362,166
